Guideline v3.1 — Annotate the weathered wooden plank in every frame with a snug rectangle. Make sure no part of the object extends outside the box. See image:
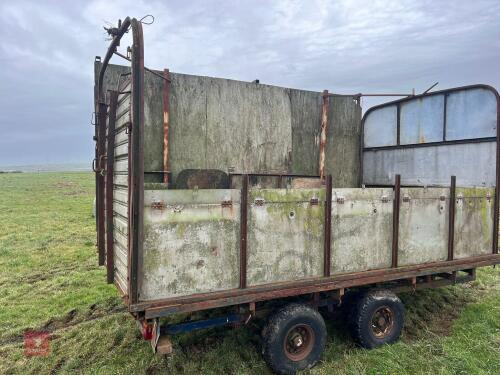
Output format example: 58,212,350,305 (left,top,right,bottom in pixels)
113,188,128,205
113,173,128,187
205,78,292,176
118,92,131,107
114,157,128,173
114,228,128,250
399,188,449,266
454,187,494,259
115,127,129,145
326,96,362,187
331,188,393,274
113,215,128,236
115,110,131,131
114,141,129,158
247,189,325,286
113,201,128,219
290,89,322,175
114,240,128,260
140,189,240,300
